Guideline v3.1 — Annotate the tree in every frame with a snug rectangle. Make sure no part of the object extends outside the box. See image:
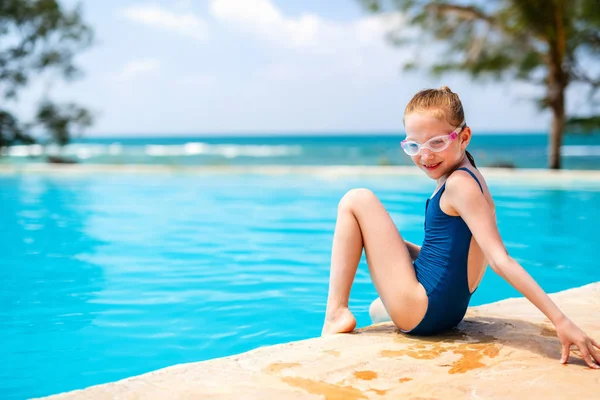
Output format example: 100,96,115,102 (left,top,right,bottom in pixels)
0,0,94,153
359,0,600,169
